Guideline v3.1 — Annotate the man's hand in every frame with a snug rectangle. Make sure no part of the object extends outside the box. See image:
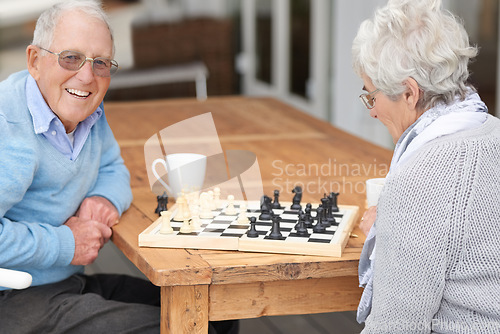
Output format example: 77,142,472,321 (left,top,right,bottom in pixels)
360,206,377,237
76,196,120,227
65,216,112,265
